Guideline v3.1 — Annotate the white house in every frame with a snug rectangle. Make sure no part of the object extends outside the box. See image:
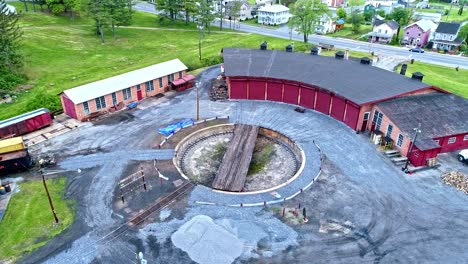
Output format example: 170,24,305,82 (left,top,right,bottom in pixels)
368,19,399,43
432,22,463,51
257,4,290,25
225,0,253,20
256,0,274,6
315,14,335,34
